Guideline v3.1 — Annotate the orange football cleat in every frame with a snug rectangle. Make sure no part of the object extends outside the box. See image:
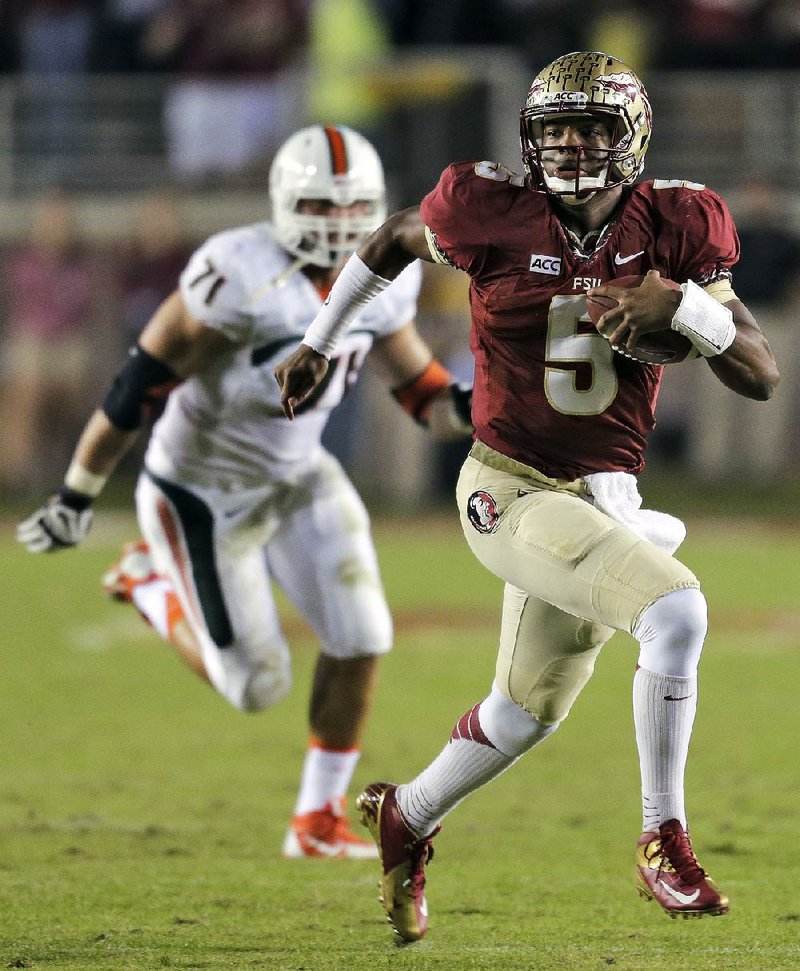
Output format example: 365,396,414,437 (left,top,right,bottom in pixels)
283,797,378,859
